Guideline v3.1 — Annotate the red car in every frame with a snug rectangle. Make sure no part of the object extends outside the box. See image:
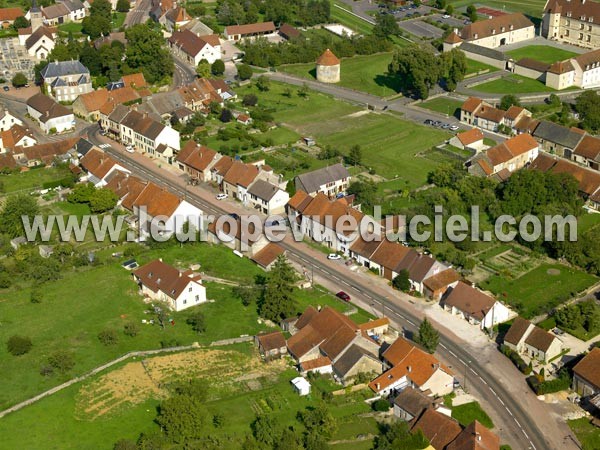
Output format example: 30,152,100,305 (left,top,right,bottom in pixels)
336,291,351,302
